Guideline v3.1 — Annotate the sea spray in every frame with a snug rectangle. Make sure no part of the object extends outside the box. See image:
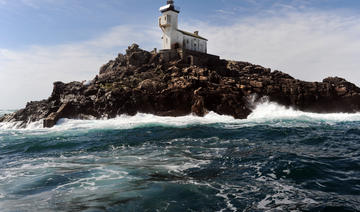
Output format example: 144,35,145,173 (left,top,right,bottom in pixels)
248,100,360,122
1,101,360,131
